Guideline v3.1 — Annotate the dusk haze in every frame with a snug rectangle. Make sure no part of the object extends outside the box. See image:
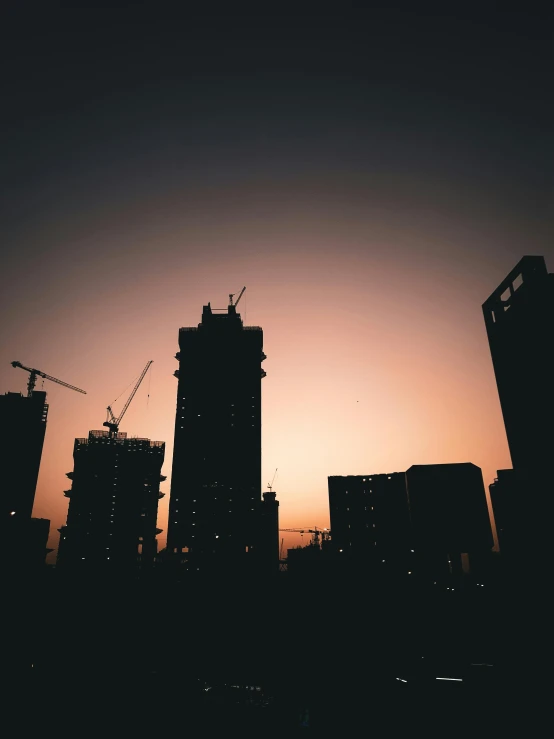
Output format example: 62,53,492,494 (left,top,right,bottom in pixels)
2,2,551,732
